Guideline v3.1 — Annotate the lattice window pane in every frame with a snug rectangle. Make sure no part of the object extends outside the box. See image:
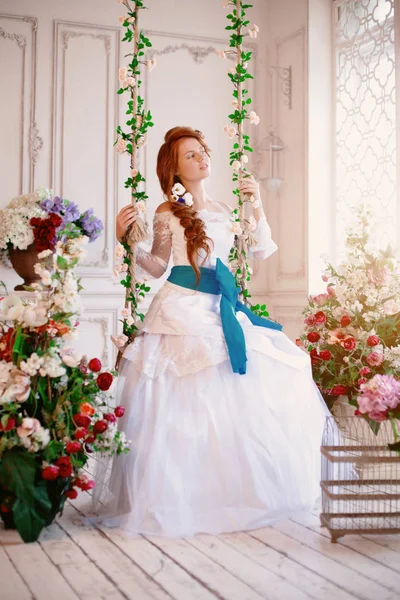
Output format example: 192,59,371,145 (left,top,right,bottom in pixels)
334,0,396,256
